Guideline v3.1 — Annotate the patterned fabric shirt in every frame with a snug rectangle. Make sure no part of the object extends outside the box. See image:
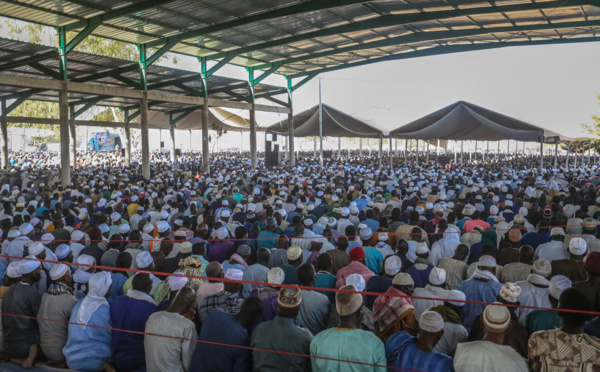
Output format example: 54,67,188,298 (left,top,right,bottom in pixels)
528,328,600,371
198,290,243,321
